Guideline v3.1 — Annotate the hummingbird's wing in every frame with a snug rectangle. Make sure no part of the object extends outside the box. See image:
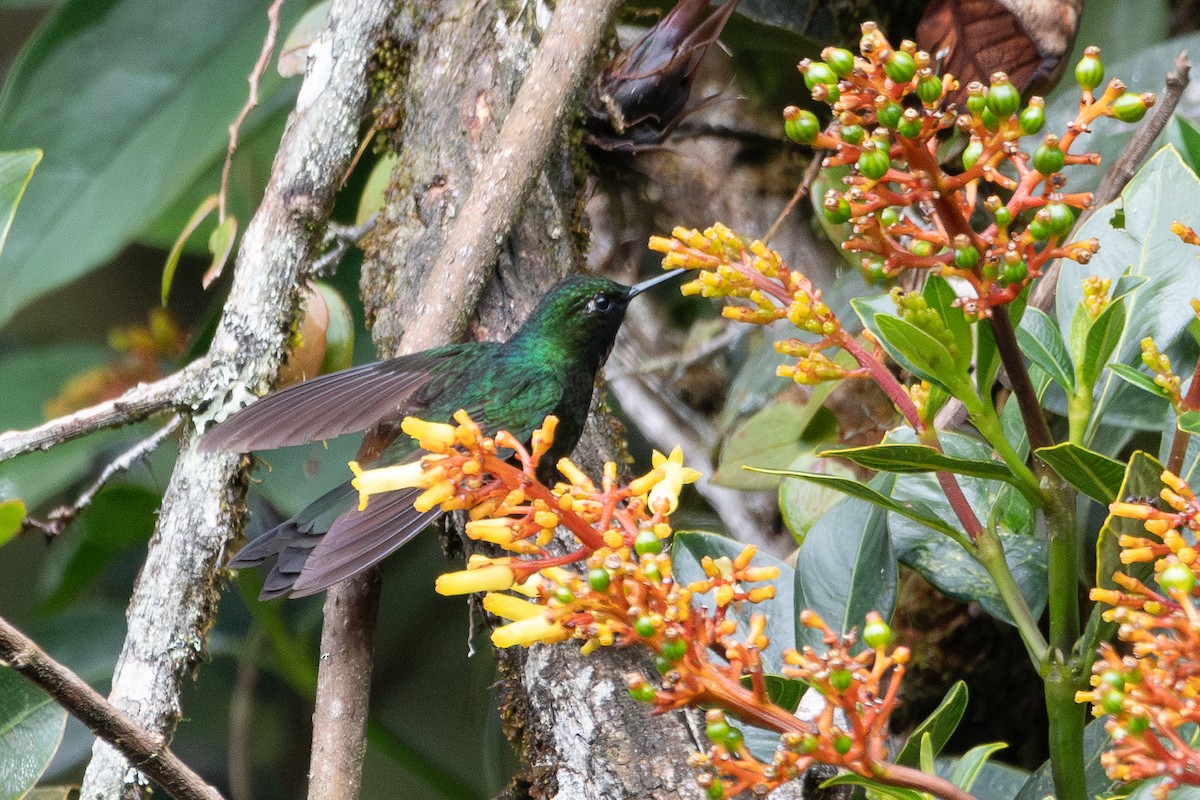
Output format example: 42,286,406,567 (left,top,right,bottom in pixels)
199,344,474,453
